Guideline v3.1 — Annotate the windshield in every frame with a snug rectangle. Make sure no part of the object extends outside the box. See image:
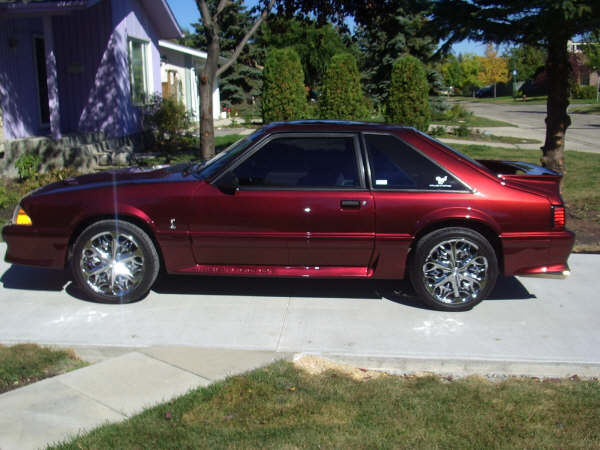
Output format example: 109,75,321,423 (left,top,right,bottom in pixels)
194,131,261,180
